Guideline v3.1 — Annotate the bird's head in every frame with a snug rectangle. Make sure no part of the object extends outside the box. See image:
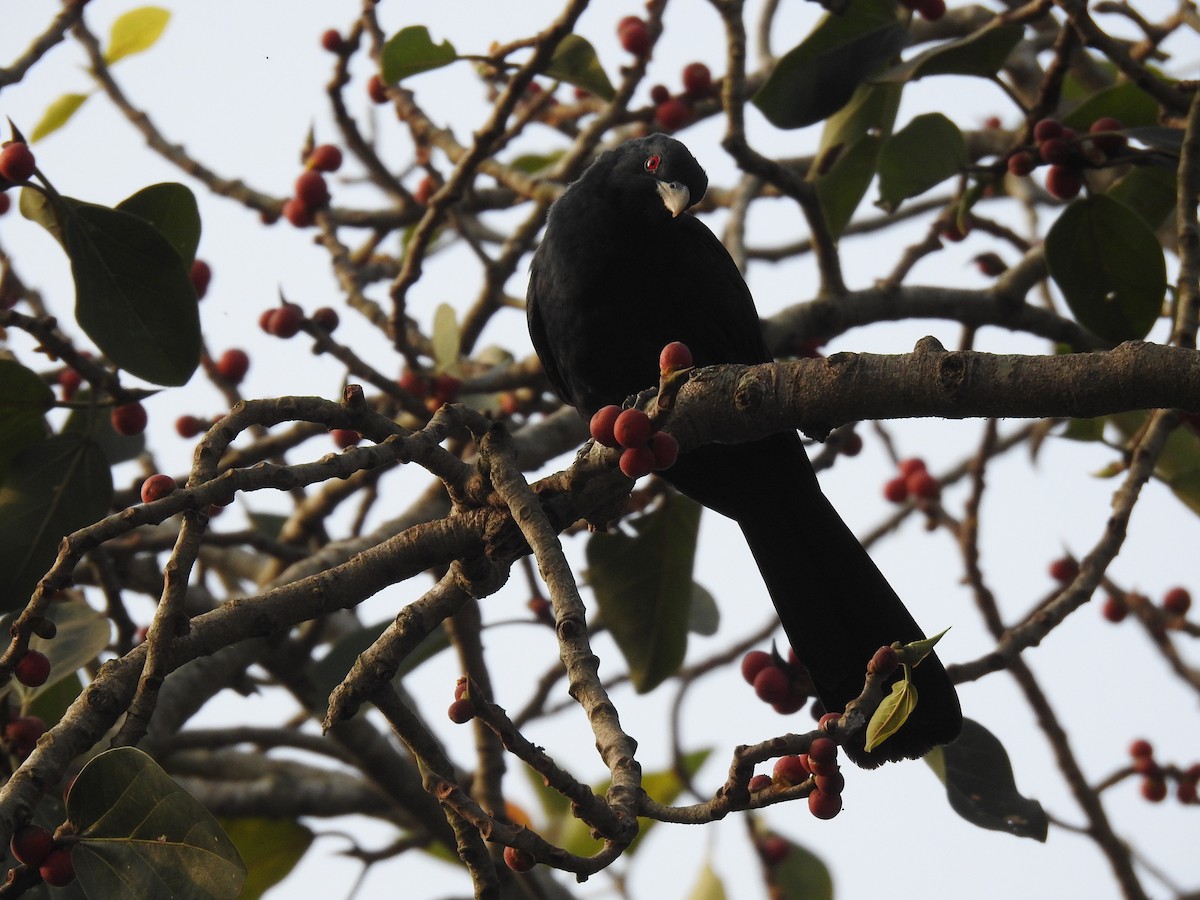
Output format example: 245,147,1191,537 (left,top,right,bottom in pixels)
590,133,709,220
